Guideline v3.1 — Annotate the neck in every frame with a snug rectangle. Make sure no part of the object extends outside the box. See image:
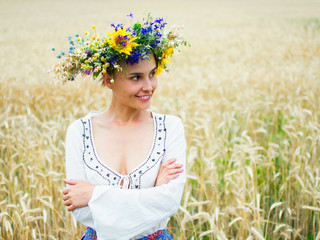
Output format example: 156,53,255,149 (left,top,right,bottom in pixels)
105,101,149,125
